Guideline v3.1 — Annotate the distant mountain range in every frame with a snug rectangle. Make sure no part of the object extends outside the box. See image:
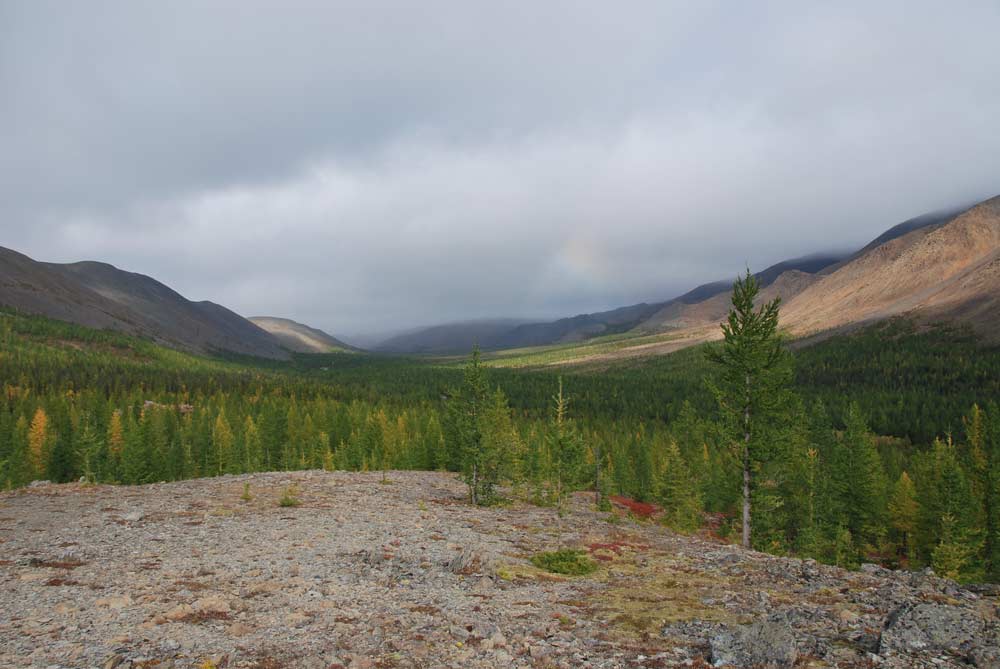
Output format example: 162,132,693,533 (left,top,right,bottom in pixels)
1,195,996,360
375,200,992,354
